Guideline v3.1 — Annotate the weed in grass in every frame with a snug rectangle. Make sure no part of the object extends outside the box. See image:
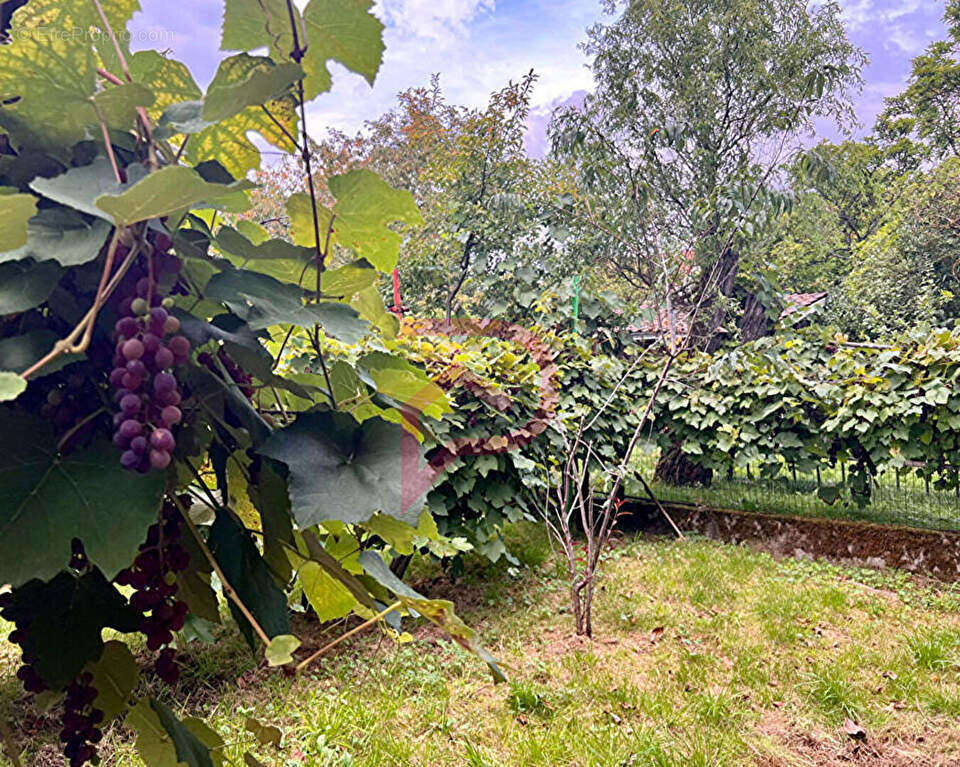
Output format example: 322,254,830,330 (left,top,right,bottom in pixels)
906,629,959,670
507,681,551,716
803,666,864,721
